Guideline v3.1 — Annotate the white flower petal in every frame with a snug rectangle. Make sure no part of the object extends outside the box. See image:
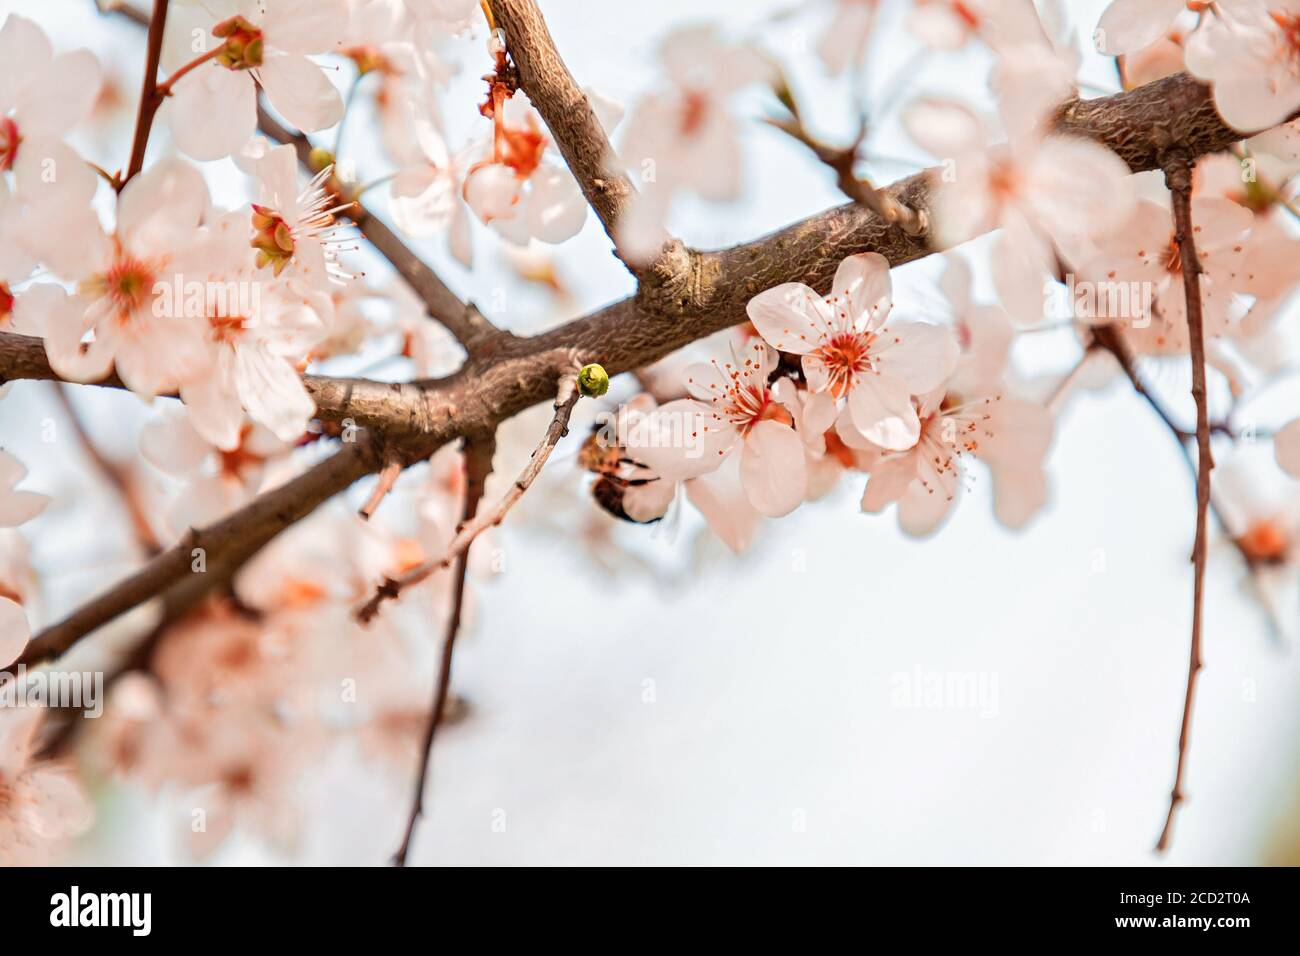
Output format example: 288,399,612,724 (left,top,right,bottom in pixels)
166,66,257,161
1275,418,1300,479
746,282,831,354
739,419,807,517
848,372,920,450
873,321,958,394
234,346,315,442
830,252,893,331
0,597,31,668
258,53,344,133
